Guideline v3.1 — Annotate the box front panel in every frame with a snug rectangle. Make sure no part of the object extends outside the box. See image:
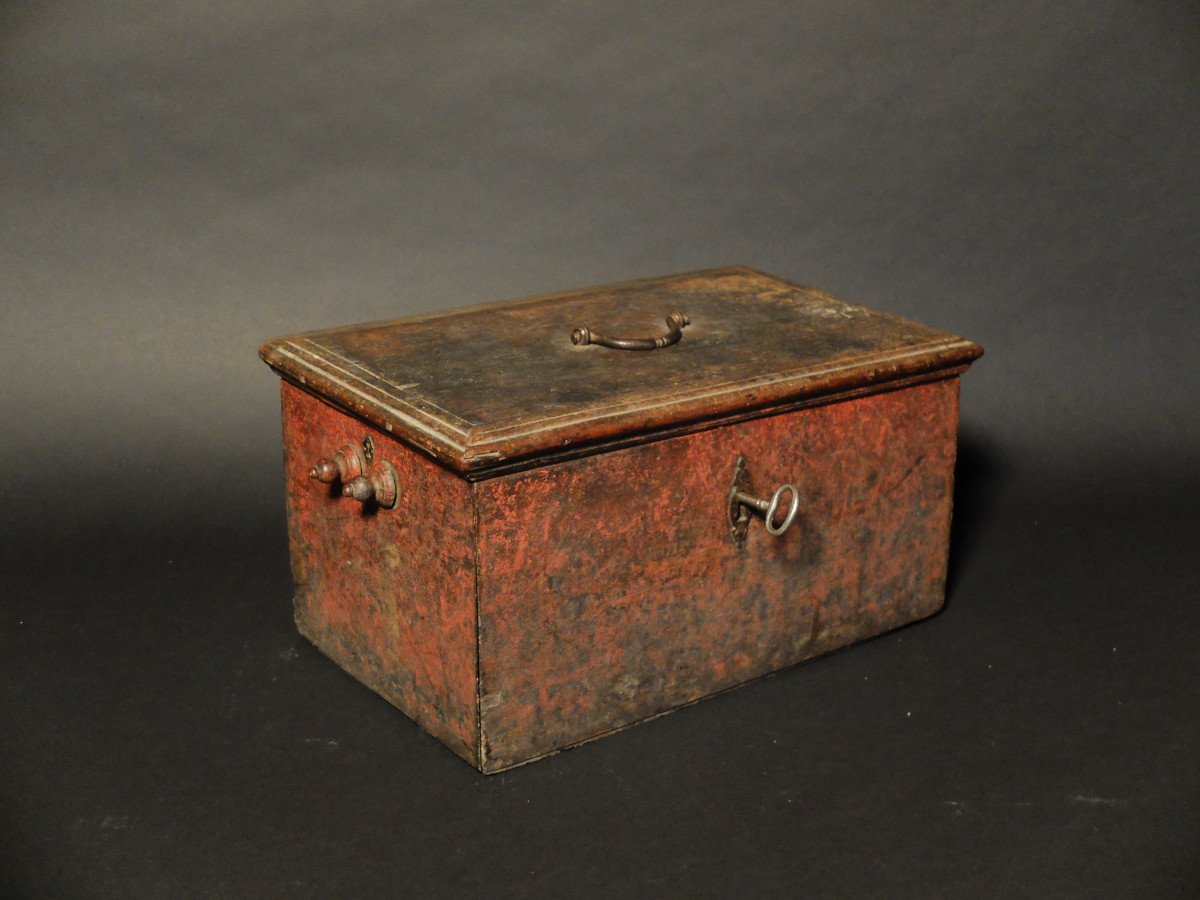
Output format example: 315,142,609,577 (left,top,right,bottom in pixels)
280,381,478,764
474,378,960,771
